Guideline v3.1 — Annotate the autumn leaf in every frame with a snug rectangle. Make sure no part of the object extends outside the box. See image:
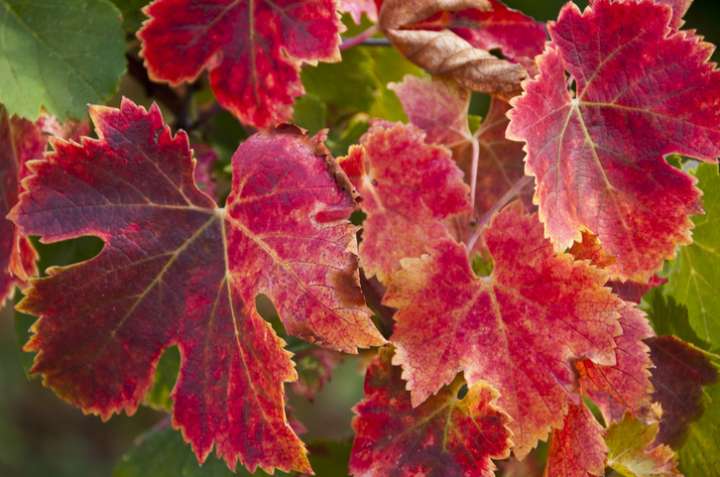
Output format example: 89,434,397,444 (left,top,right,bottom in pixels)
0,107,42,307
605,415,681,477
389,75,472,147
138,0,343,128
605,0,692,29
440,0,546,71
350,347,511,477
384,203,623,456
10,98,383,474
339,121,471,281
378,0,526,94
545,404,607,477
507,0,720,280
647,336,718,447
576,304,654,424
